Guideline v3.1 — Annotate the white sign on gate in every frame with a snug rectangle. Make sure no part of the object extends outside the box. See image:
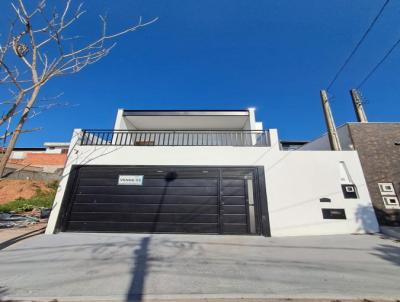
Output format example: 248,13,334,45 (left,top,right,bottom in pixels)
118,175,144,186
